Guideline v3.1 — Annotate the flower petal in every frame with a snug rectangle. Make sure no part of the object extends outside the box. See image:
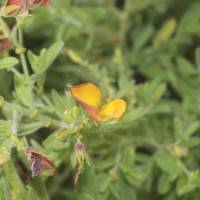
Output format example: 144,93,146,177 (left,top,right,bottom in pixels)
100,99,126,123
6,0,27,13
67,83,102,121
33,0,50,6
